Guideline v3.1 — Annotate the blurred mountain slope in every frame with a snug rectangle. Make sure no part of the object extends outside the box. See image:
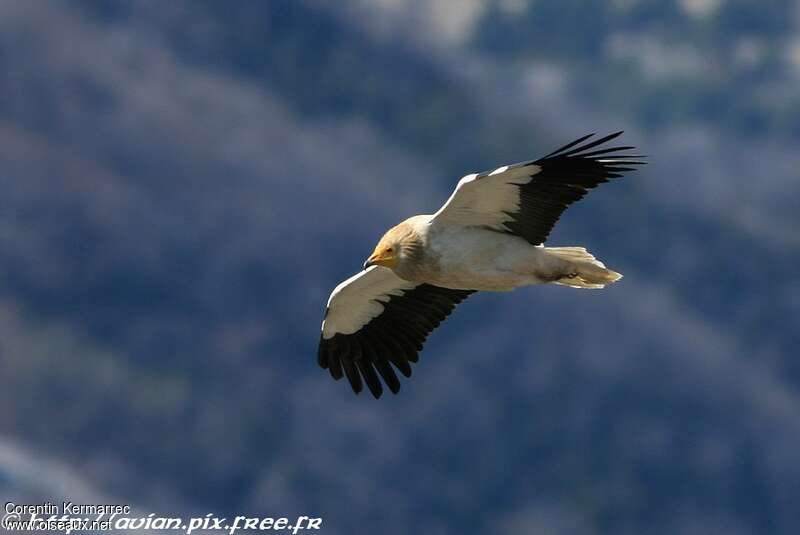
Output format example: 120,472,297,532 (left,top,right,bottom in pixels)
1,1,799,534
